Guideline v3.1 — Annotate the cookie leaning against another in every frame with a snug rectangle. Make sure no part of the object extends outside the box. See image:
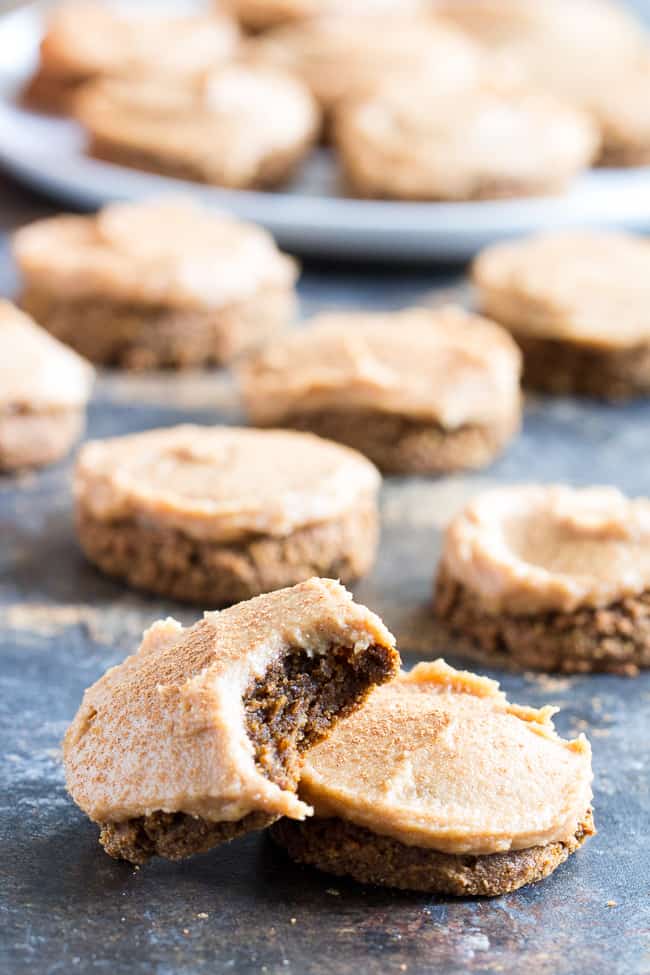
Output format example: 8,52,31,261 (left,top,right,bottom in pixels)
25,2,241,114
434,484,650,675
239,306,522,474
13,198,298,370
0,301,93,472
473,231,650,399
272,659,594,895
74,63,320,190
74,424,381,605
335,81,599,201
63,578,400,864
